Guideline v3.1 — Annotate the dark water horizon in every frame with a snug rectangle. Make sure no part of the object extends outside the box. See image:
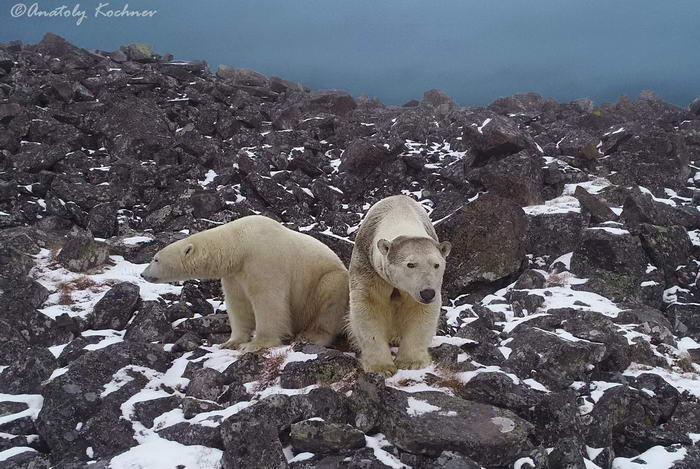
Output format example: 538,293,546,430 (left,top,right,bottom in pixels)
1,0,699,108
